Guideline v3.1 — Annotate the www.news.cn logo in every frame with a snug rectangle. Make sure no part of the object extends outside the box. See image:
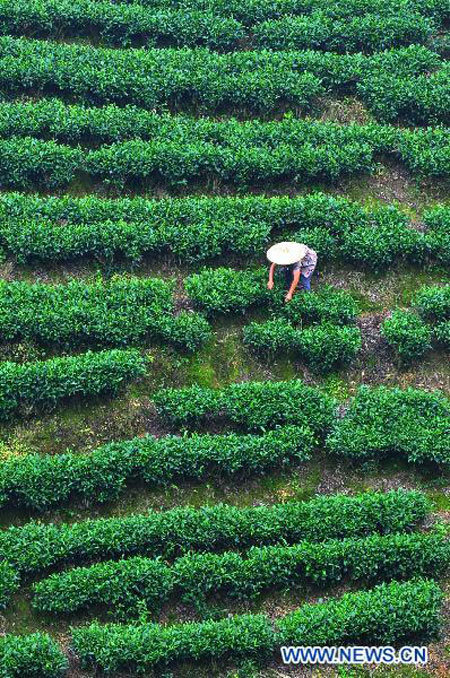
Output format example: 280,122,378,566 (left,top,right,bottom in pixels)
281,645,428,665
